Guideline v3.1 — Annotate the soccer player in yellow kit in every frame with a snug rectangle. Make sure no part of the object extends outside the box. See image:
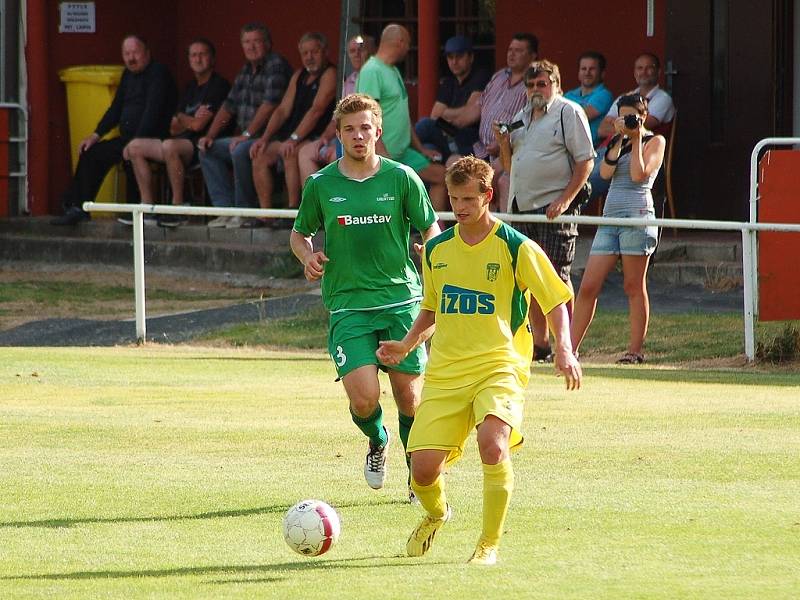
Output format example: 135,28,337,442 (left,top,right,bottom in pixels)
377,156,582,565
